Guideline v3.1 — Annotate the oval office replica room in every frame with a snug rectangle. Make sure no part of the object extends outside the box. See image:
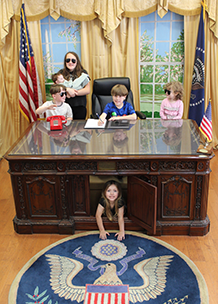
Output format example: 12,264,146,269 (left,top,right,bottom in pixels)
1,2,218,304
